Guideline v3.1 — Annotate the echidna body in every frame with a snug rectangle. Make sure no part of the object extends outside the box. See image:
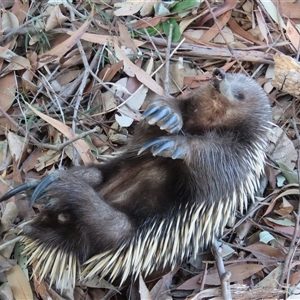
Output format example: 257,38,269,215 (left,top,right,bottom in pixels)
2,69,272,290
